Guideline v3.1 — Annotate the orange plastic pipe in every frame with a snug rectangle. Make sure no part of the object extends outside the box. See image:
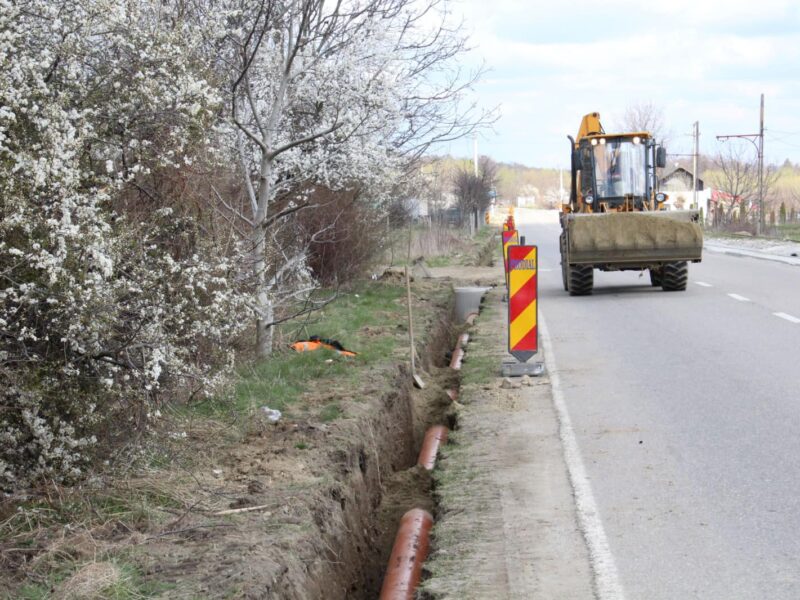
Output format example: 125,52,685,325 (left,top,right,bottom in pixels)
449,333,469,370
449,347,464,370
445,388,458,402
379,508,434,600
417,425,449,471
